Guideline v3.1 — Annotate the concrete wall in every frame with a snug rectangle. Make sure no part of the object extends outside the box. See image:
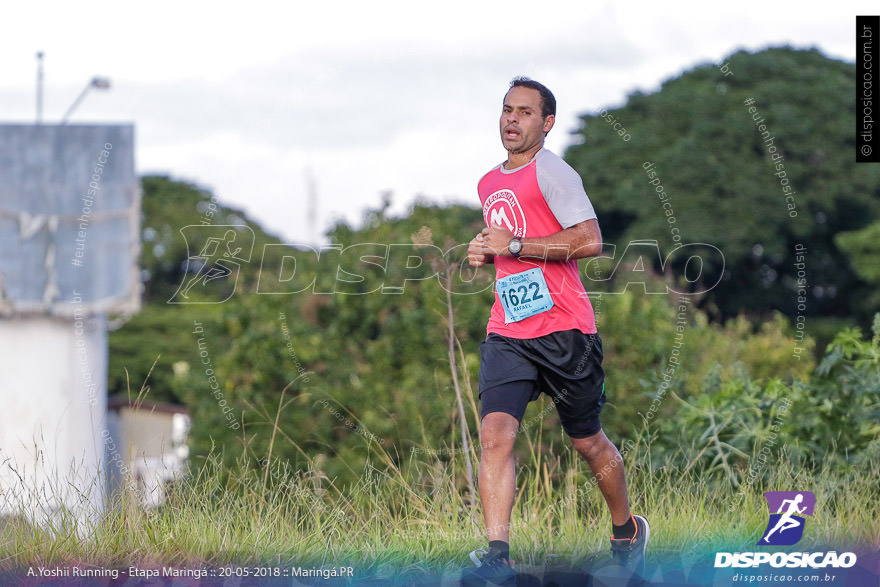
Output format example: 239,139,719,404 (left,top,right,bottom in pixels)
0,124,140,317
0,123,140,530
0,316,107,529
